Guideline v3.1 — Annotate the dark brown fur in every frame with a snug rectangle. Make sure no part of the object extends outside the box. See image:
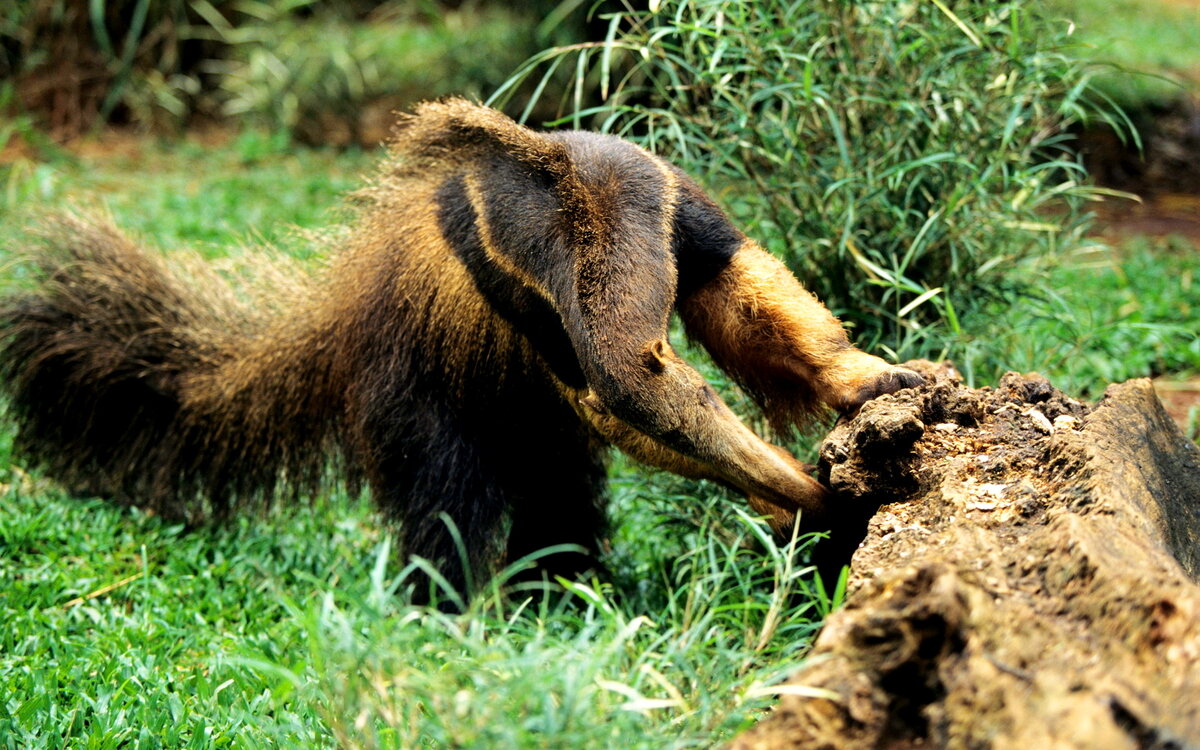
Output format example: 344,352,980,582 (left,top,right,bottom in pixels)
0,100,921,595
